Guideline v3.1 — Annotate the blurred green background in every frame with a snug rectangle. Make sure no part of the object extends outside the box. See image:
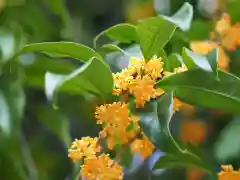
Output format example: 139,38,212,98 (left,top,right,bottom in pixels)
0,0,240,179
